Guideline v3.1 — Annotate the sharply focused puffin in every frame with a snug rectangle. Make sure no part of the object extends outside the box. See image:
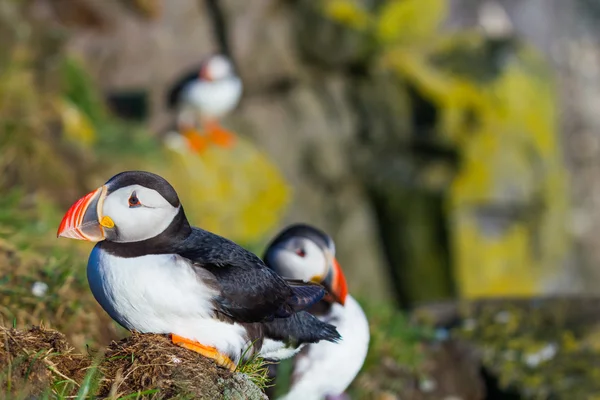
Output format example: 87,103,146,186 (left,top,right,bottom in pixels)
56,171,340,370
166,54,242,153
264,224,370,400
